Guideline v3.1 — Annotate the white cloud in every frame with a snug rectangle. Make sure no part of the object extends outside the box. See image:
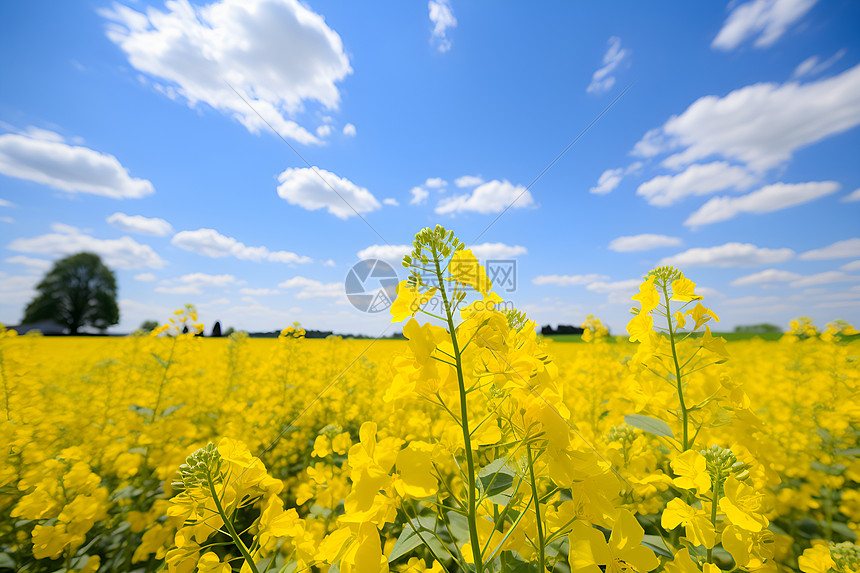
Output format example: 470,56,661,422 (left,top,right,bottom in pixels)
730,268,802,286
425,177,447,189
134,272,157,282
633,63,860,171
842,188,860,202
585,279,641,293
800,238,860,260
0,272,39,306
684,181,839,227
279,276,342,298
587,36,629,94
357,244,411,263
5,256,52,273
155,272,243,295
8,223,166,269
455,175,484,188
435,179,533,215
323,259,336,267
608,234,682,252
315,124,332,138
712,0,817,51
636,162,757,206
383,198,399,206
240,287,279,295
409,186,429,205
532,274,609,287
793,49,846,79
660,242,795,267
107,212,173,236
0,216,13,224
469,243,527,260
841,260,860,272
724,295,781,306
428,0,456,53
790,271,860,287
171,228,312,263
590,168,623,195
0,199,14,207
100,0,352,145
0,130,154,198
342,123,356,136
276,167,381,219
